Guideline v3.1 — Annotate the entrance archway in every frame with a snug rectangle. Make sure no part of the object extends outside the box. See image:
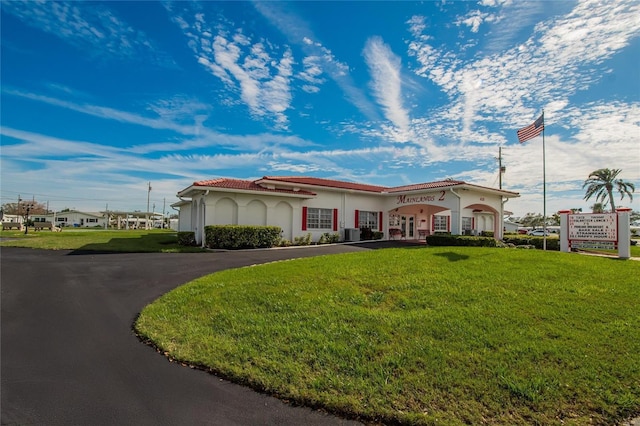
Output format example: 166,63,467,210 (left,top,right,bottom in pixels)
464,203,500,238
388,204,449,239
